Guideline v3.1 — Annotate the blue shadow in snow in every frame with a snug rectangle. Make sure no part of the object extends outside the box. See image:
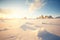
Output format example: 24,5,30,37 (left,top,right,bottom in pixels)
37,30,60,40
20,24,36,31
